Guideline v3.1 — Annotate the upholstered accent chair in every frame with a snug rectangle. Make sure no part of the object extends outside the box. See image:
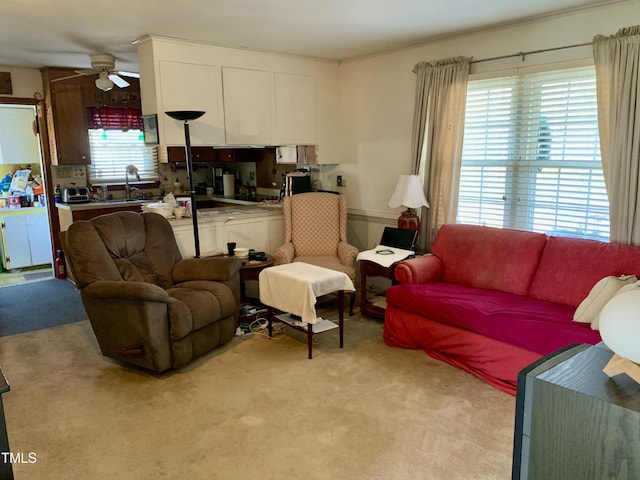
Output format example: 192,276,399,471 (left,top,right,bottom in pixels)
60,211,242,373
273,192,358,312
